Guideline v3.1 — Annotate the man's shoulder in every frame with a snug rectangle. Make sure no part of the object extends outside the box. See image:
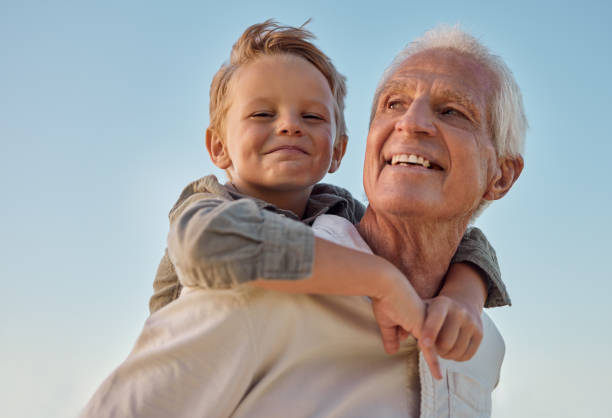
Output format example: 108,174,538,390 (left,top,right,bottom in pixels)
151,286,251,327
312,215,372,254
